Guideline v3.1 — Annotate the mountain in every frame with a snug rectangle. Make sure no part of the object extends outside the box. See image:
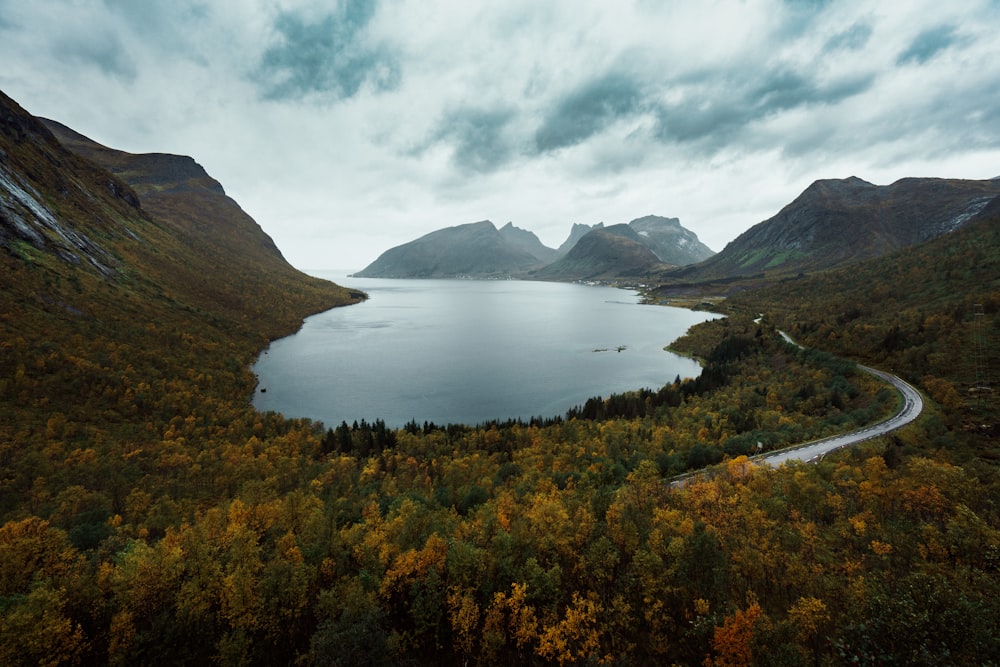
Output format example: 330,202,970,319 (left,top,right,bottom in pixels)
557,222,603,255
359,215,712,281
354,220,549,278
533,216,714,281
532,224,669,281
5,89,1000,667
1,102,139,280
627,215,715,265
38,117,363,336
670,176,1000,283
498,221,559,263
724,187,1000,402
1,88,361,437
